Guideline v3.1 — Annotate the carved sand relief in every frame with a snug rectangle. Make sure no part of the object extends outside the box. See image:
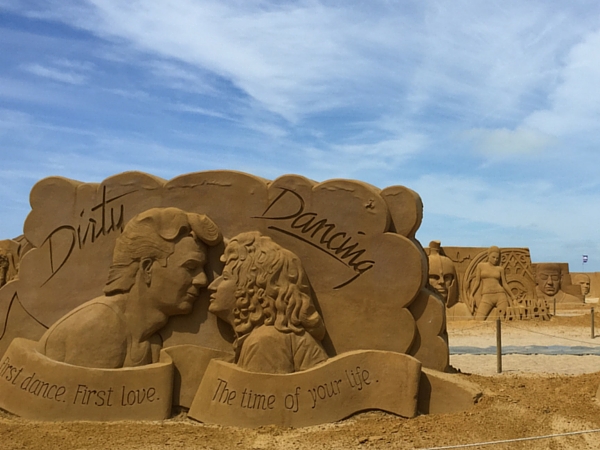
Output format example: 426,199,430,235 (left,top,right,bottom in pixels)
0,171,469,424
36,207,221,369
189,350,422,428
573,273,591,297
534,263,582,307
427,241,458,307
0,239,20,289
441,246,550,320
0,338,173,421
208,231,328,374
1,172,434,359
571,273,598,304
